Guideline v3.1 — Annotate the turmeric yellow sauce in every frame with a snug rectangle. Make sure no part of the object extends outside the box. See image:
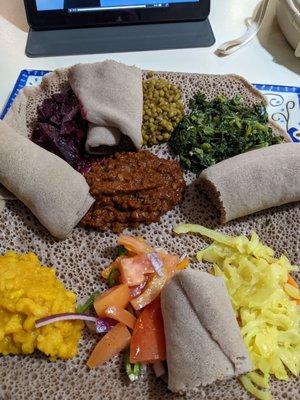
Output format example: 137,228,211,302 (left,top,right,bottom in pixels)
0,251,83,360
